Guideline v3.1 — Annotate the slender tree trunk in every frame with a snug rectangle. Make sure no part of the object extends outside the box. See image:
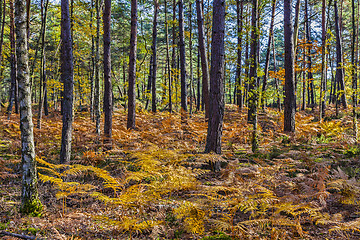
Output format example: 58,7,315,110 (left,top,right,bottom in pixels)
151,0,159,113
127,0,137,129
179,0,187,114
284,0,295,132
90,0,95,120
15,0,43,216
261,0,276,110
272,37,281,111
320,0,327,120
248,0,259,152
196,0,209,118
235,0,243,109
189,1,193,116
305,0,315,109
170,0,177,113
37,0,49,129
103,0,112,144
205,0,225,171
7,0,18,116
164,0,172,113
60,0,74,164
334,0,347,108
0,0,6,68
197,47,201,111
94,0,101,134
352,0,358,140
